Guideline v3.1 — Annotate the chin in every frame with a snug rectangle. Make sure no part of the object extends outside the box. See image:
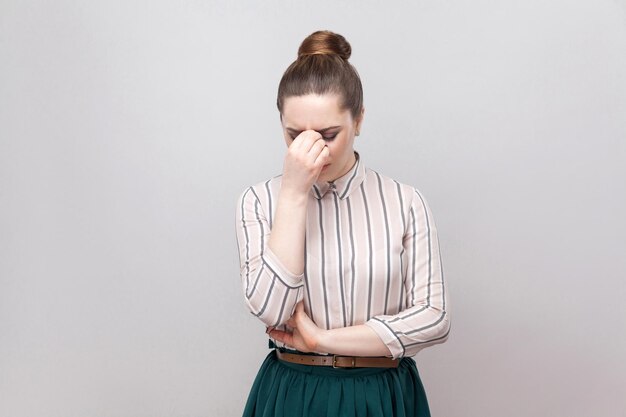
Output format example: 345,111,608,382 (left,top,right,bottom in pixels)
318,170,333,182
